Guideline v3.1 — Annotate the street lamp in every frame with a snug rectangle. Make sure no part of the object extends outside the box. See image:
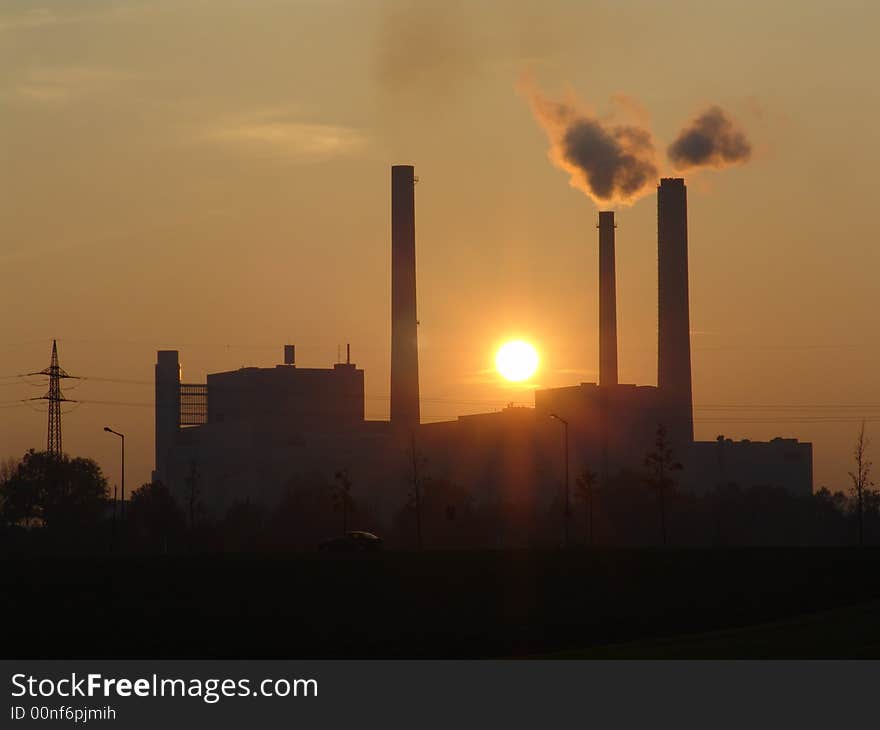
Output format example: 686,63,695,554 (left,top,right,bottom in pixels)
104,427,125,519
549,413,570,548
